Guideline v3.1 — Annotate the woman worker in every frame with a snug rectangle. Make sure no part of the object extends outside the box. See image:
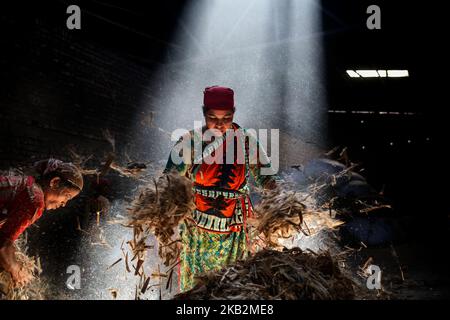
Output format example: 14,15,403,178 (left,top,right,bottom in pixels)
164,86,278,291
0,158,83,286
